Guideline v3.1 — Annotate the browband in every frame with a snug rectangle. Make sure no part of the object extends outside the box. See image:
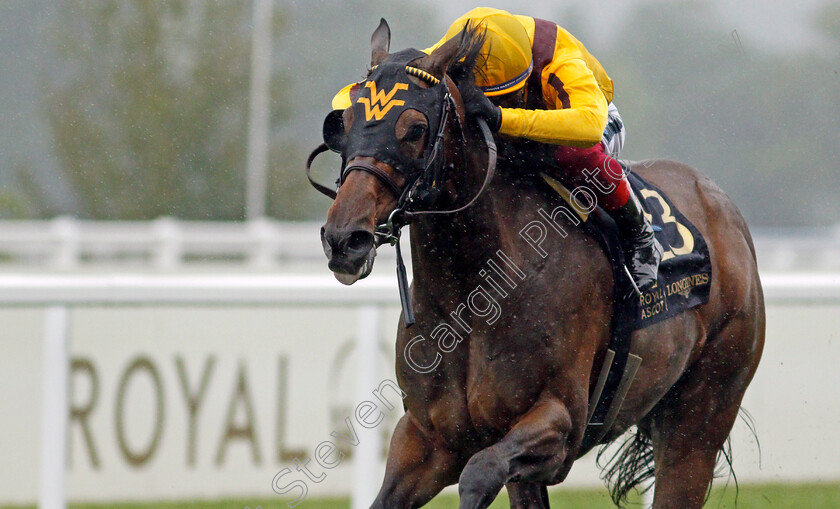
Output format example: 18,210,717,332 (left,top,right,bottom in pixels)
405,66,440,86
369,64,441,86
